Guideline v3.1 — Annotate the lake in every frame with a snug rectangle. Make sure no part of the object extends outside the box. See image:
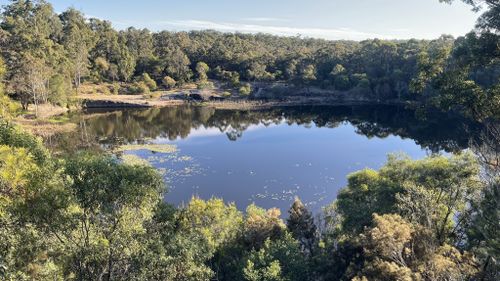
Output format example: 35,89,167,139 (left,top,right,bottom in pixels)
54,104,487,213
